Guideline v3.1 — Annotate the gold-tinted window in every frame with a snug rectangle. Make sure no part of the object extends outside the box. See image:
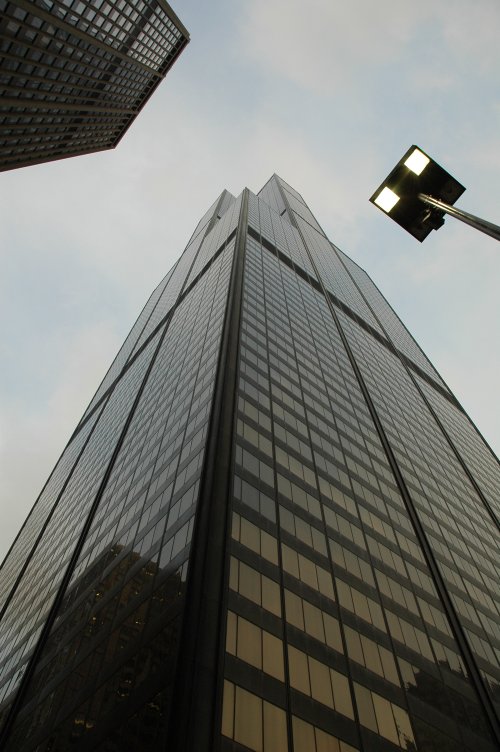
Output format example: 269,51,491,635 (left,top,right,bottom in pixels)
237,418,273,457
417,597,452,637
336,579,386,632
344,626,399,685
280,506,328,556
281,544,334,599
234,475,276,523
292,715,359,752
319,476,359,518
226,611,284,681
376,569,418,615
284,589,343,653
353,683,415,749
275,447,316,488
386,610,434,661
277,473,322,520
330,541,375,586
324,507,365,549
229,556,281,617
232,512,278,565
222,680,288,751
288,646,354,719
